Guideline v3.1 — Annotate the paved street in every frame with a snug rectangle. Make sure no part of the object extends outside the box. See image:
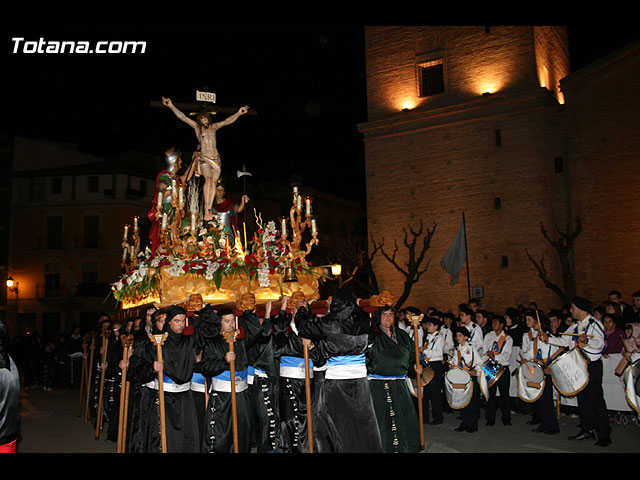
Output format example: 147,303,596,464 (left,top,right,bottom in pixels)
13,385,640,454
